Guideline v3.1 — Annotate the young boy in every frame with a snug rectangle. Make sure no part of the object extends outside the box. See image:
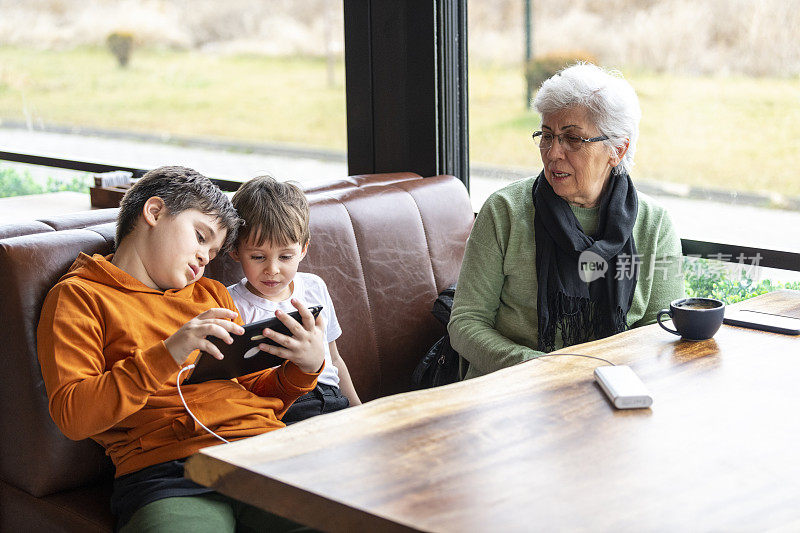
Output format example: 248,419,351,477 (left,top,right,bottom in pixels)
229,176,361,423
37,166,324,532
